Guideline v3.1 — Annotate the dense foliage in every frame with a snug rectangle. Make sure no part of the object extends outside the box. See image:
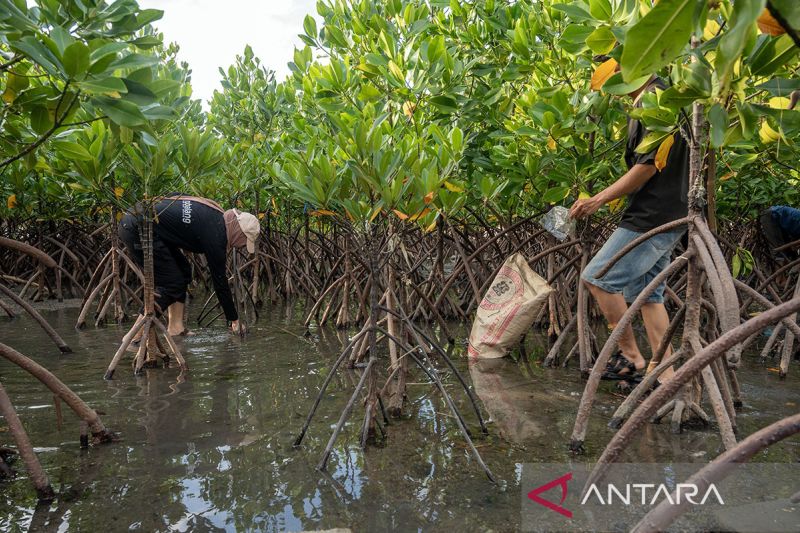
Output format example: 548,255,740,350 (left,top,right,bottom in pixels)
2,0,799,227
